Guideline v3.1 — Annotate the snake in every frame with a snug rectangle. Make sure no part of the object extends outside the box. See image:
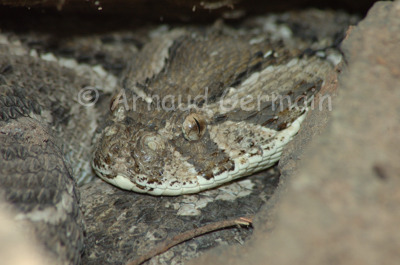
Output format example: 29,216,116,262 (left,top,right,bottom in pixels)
0,10,351,264
91,27,333,196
